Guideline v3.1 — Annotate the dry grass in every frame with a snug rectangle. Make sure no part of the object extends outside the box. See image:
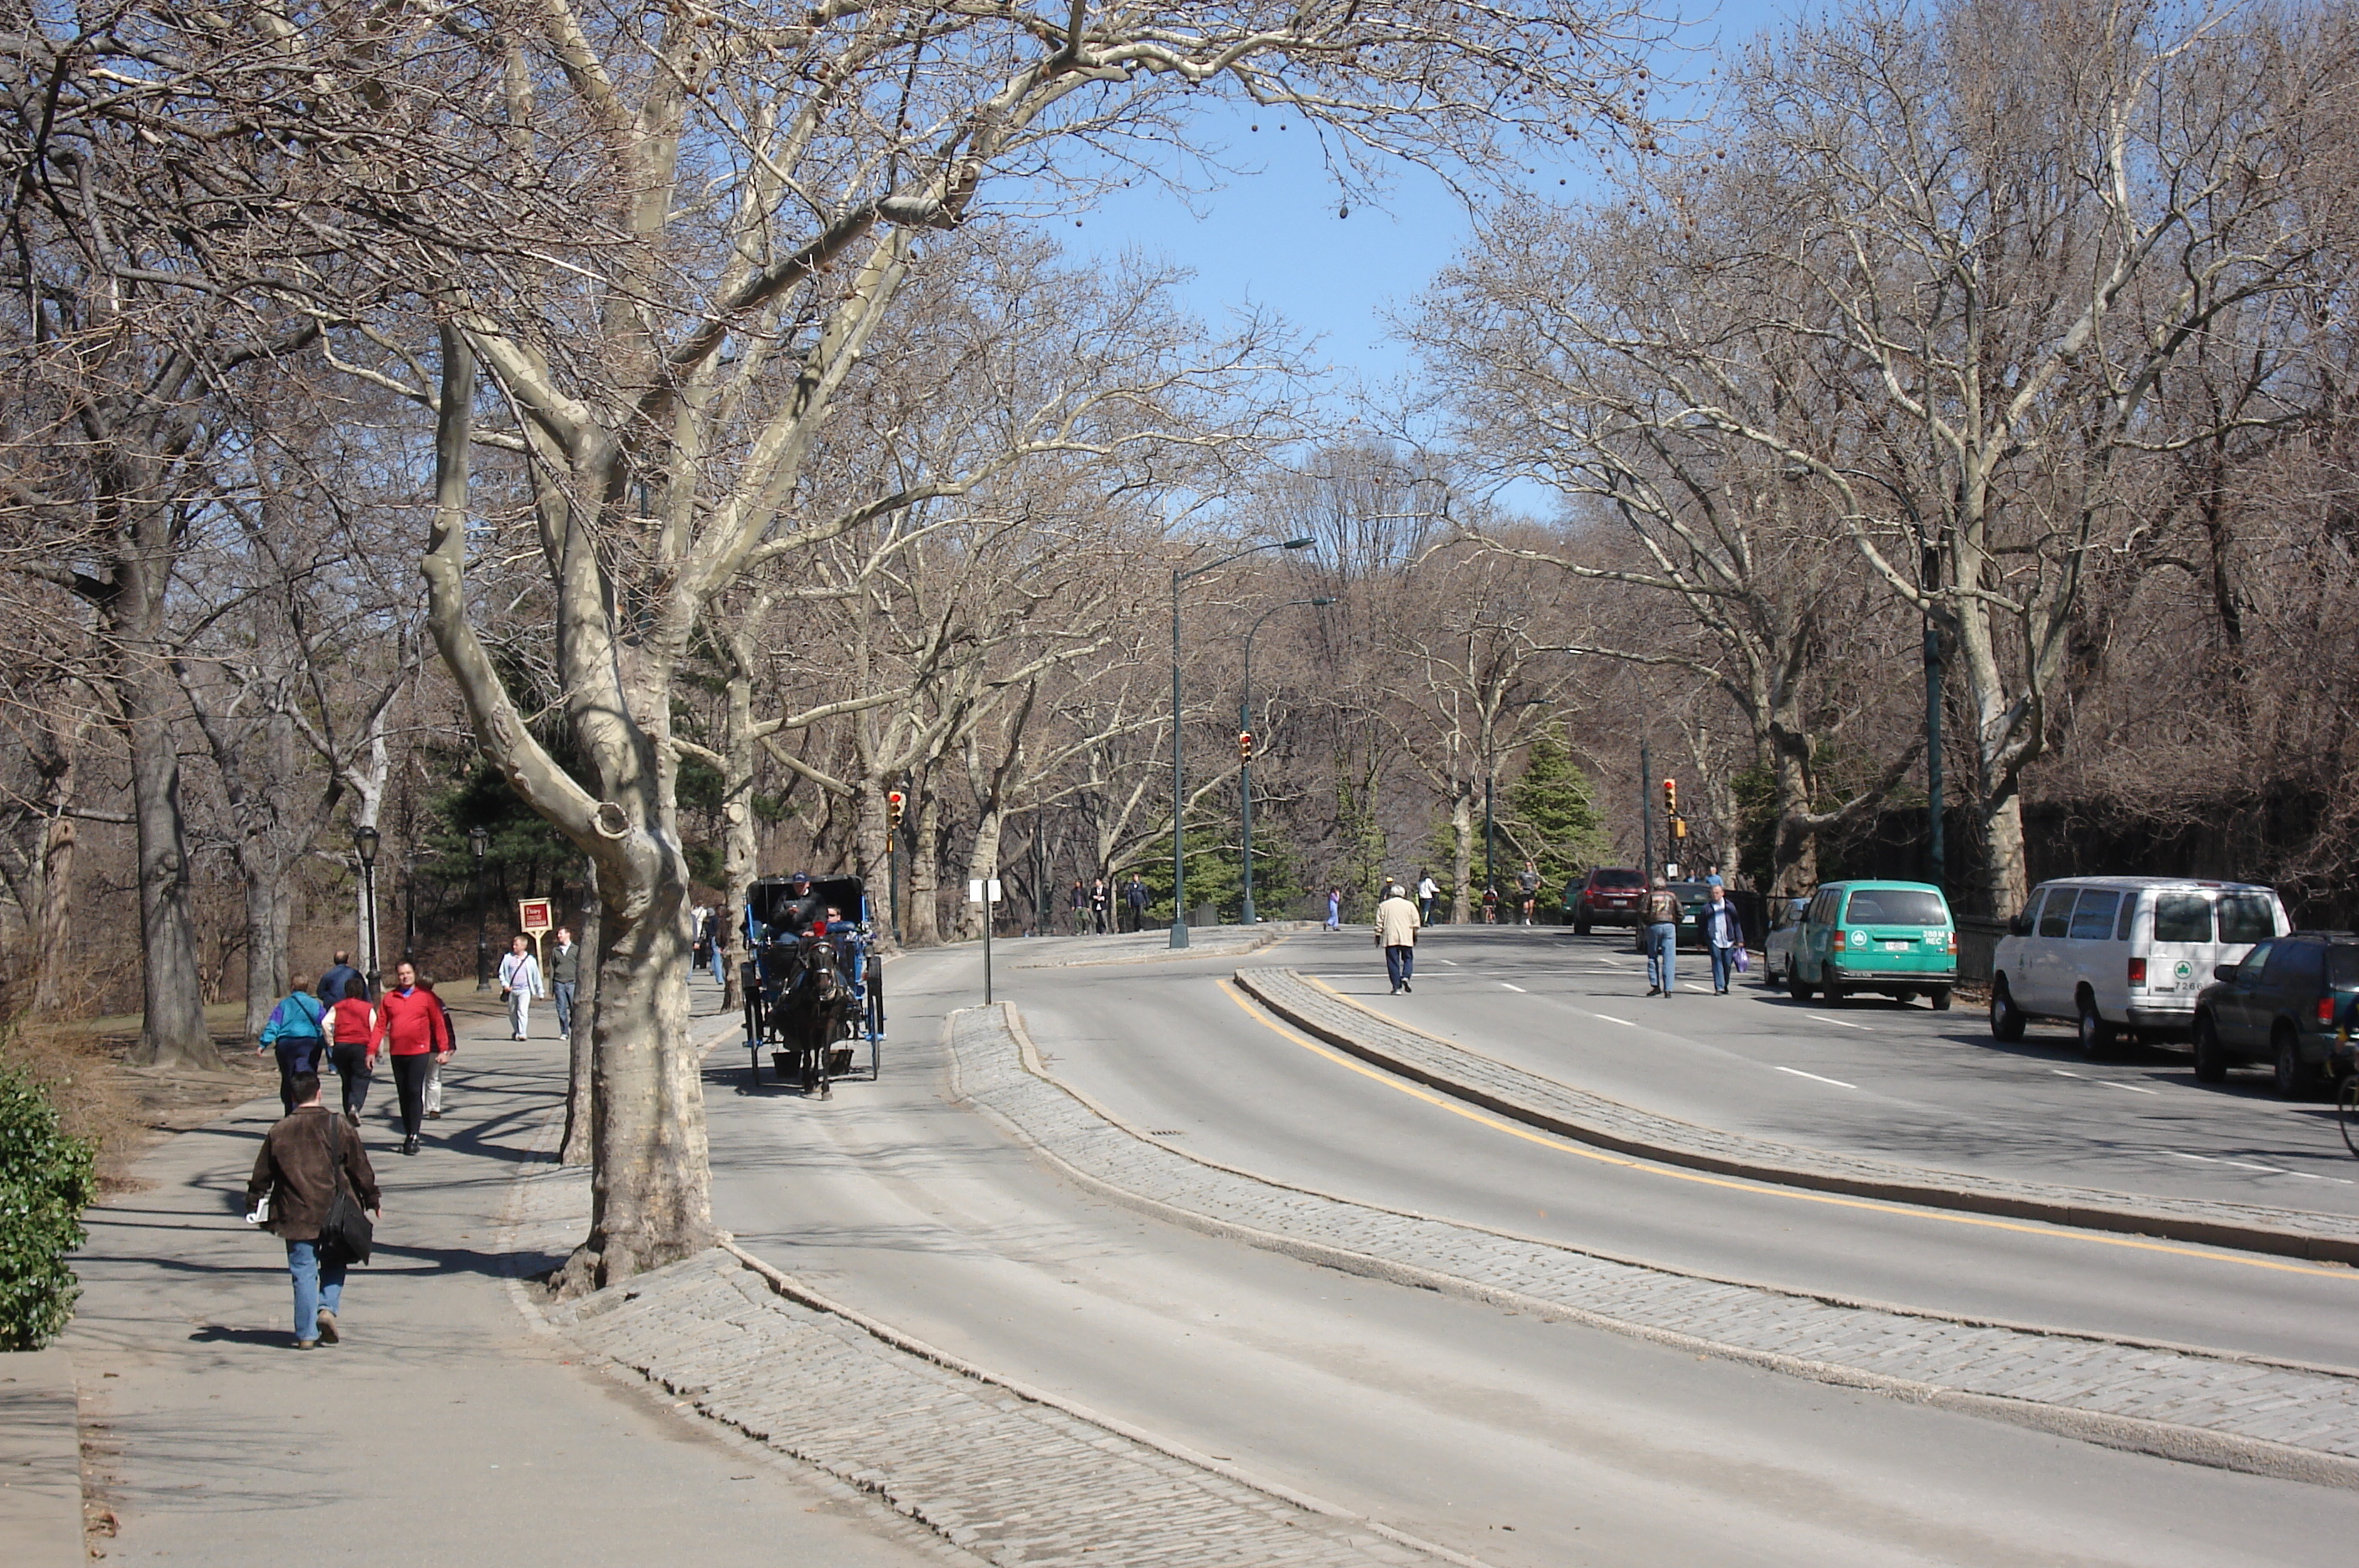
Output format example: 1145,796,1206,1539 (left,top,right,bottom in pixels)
0,1003,276,1196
